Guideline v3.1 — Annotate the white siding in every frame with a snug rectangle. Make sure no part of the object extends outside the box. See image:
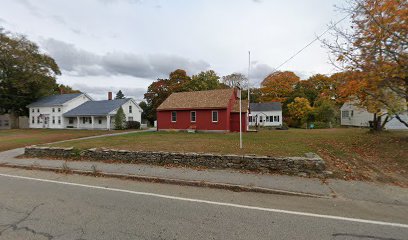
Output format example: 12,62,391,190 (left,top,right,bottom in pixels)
28,94,91,129
249,110,282,127
109,100,142,123
340,102,408,130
